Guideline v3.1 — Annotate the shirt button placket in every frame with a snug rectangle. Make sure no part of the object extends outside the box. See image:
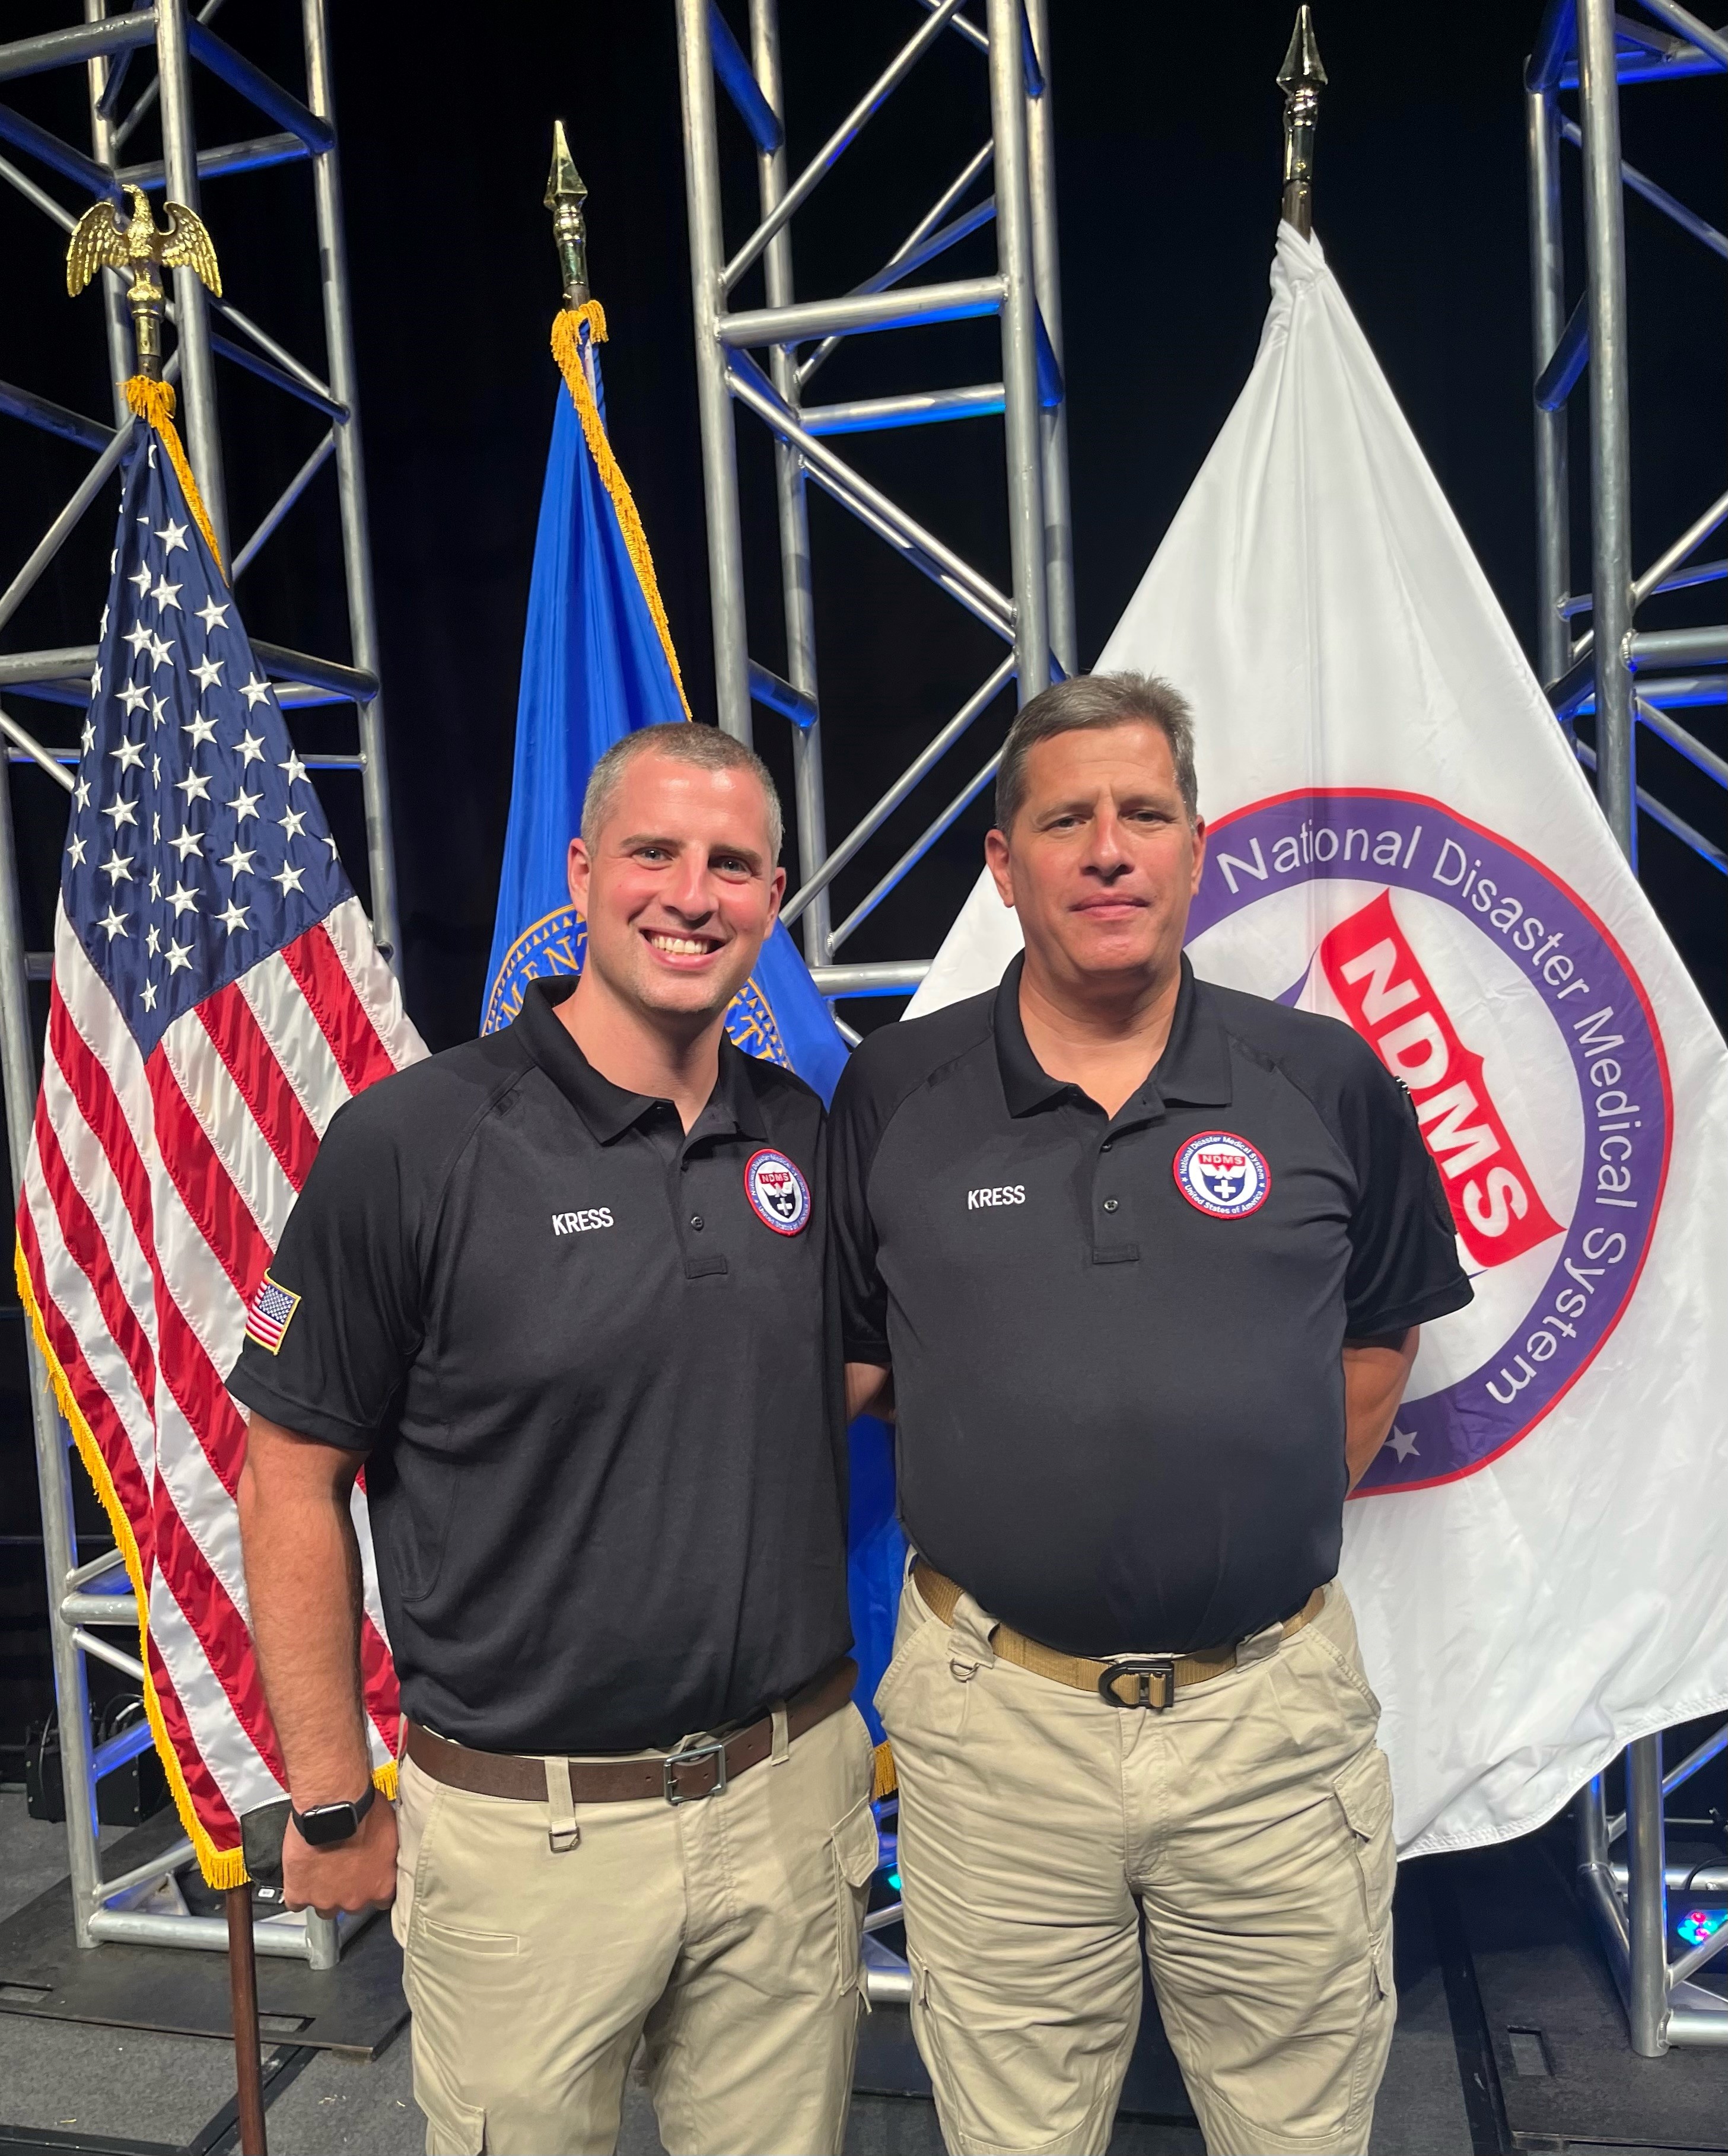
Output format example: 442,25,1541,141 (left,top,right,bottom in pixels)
1090,1127,1138,1266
